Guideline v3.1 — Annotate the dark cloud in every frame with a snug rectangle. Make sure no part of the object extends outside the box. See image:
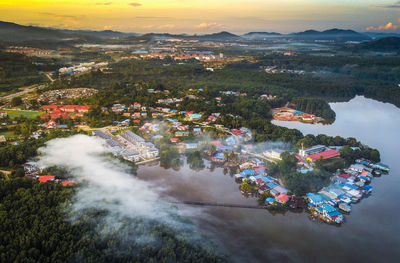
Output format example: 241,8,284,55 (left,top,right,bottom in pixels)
129,2,142,7
378,1,400,8
38,12,82,19
96,2,113,5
